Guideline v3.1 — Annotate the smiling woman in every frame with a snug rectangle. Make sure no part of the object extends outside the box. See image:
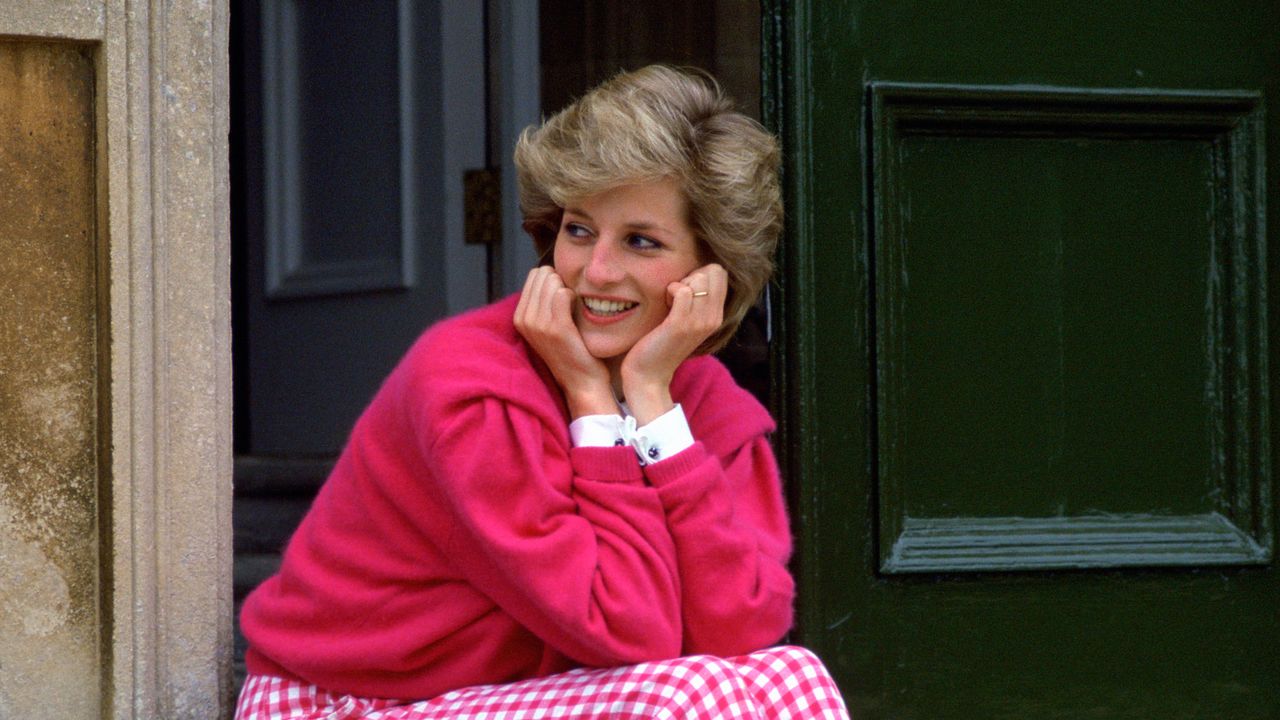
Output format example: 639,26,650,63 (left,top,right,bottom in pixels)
555,180,704,367
521,178,717,426
516,66,781,357
234,66,848,720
